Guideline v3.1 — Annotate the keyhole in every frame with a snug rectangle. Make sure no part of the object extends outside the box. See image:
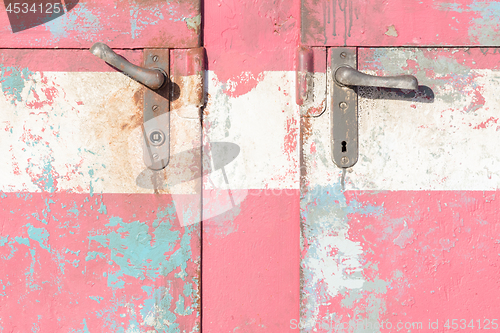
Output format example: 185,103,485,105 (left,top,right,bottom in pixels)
149,130,165,146
341,141,347,153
